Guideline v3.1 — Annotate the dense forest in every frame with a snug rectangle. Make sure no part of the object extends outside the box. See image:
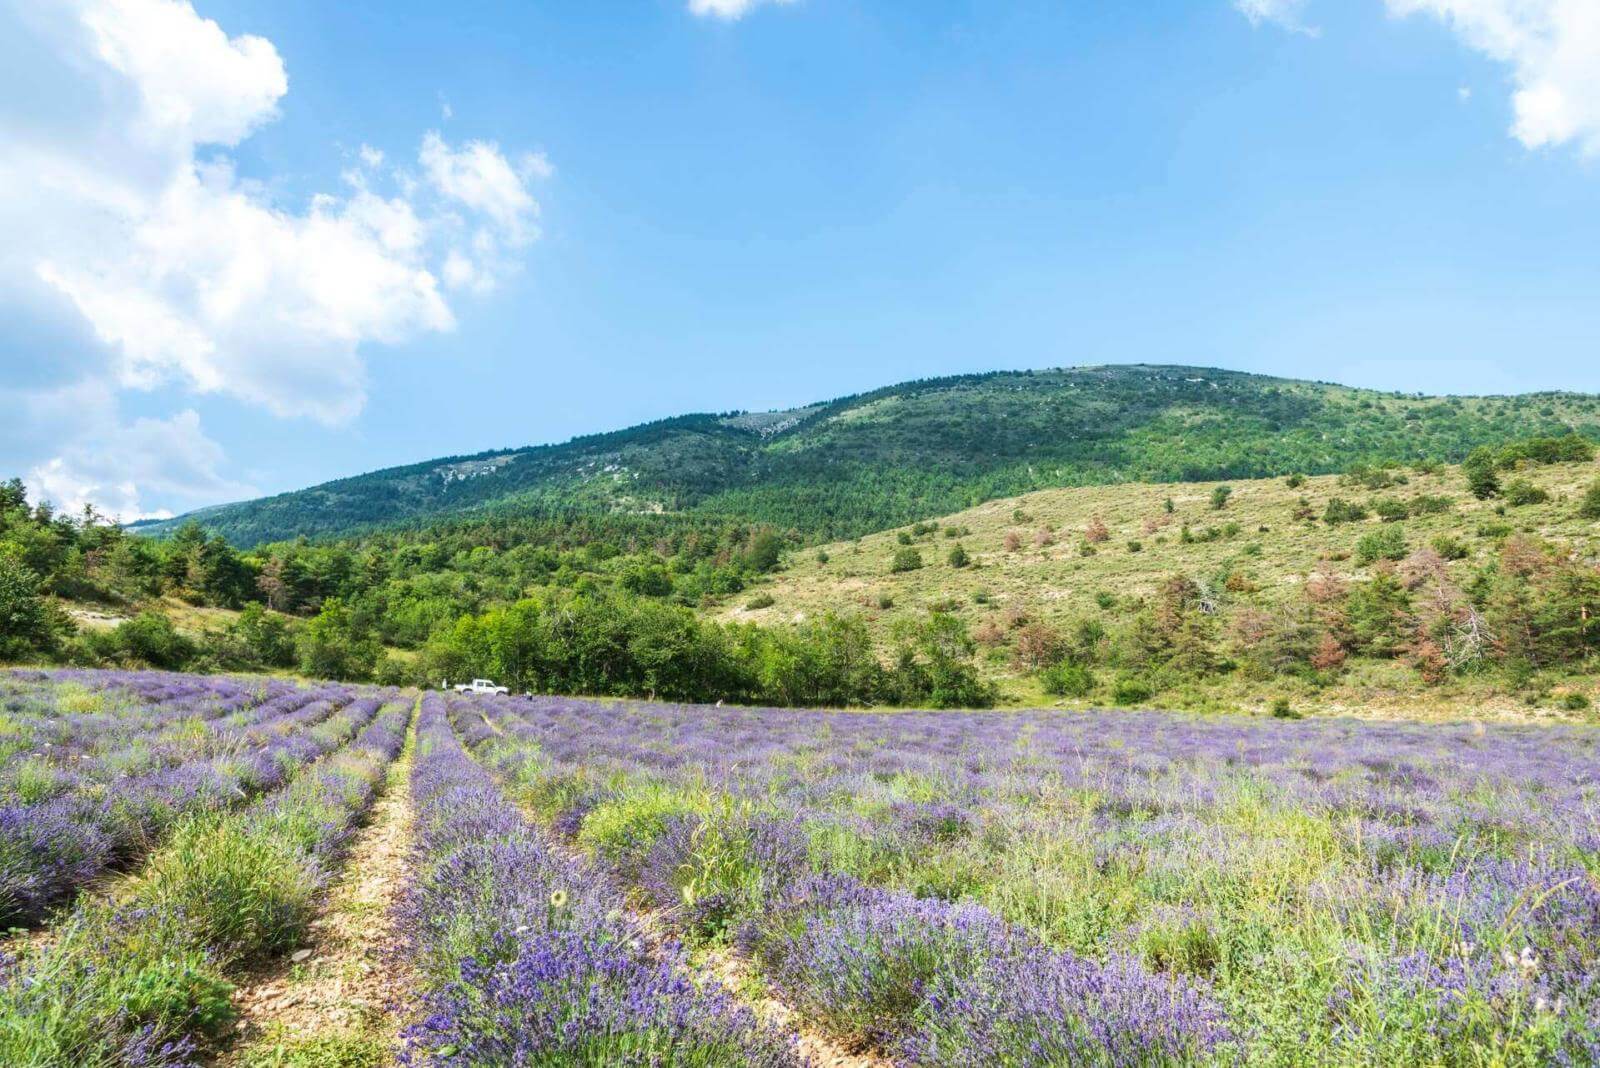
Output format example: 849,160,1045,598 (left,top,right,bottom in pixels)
0,482,991,706
133,365,1600,546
